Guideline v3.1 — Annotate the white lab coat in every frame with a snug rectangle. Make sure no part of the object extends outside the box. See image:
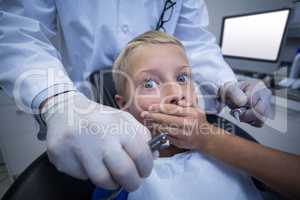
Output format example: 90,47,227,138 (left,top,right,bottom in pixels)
0,0,236,111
